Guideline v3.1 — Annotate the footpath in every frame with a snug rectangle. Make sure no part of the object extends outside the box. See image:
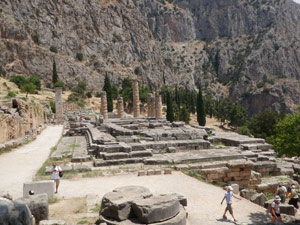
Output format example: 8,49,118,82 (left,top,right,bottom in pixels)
0,125,63,198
